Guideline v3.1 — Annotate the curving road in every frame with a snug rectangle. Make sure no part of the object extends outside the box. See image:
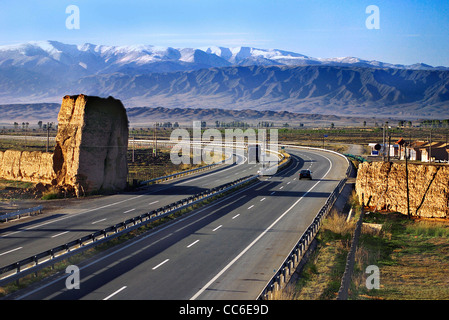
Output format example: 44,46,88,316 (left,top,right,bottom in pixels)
0,153,256,269
10,147,349,300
